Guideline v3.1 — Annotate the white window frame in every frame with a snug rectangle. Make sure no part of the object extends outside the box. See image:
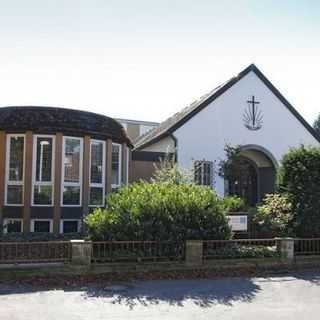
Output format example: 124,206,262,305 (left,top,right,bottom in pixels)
59,219,81,233
61,136,83,207
3,218,23,233
30,219,53,233
5,134,25,206
89,139,106,207
194,160,214,187
31,135,55,207
111,143,122,190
